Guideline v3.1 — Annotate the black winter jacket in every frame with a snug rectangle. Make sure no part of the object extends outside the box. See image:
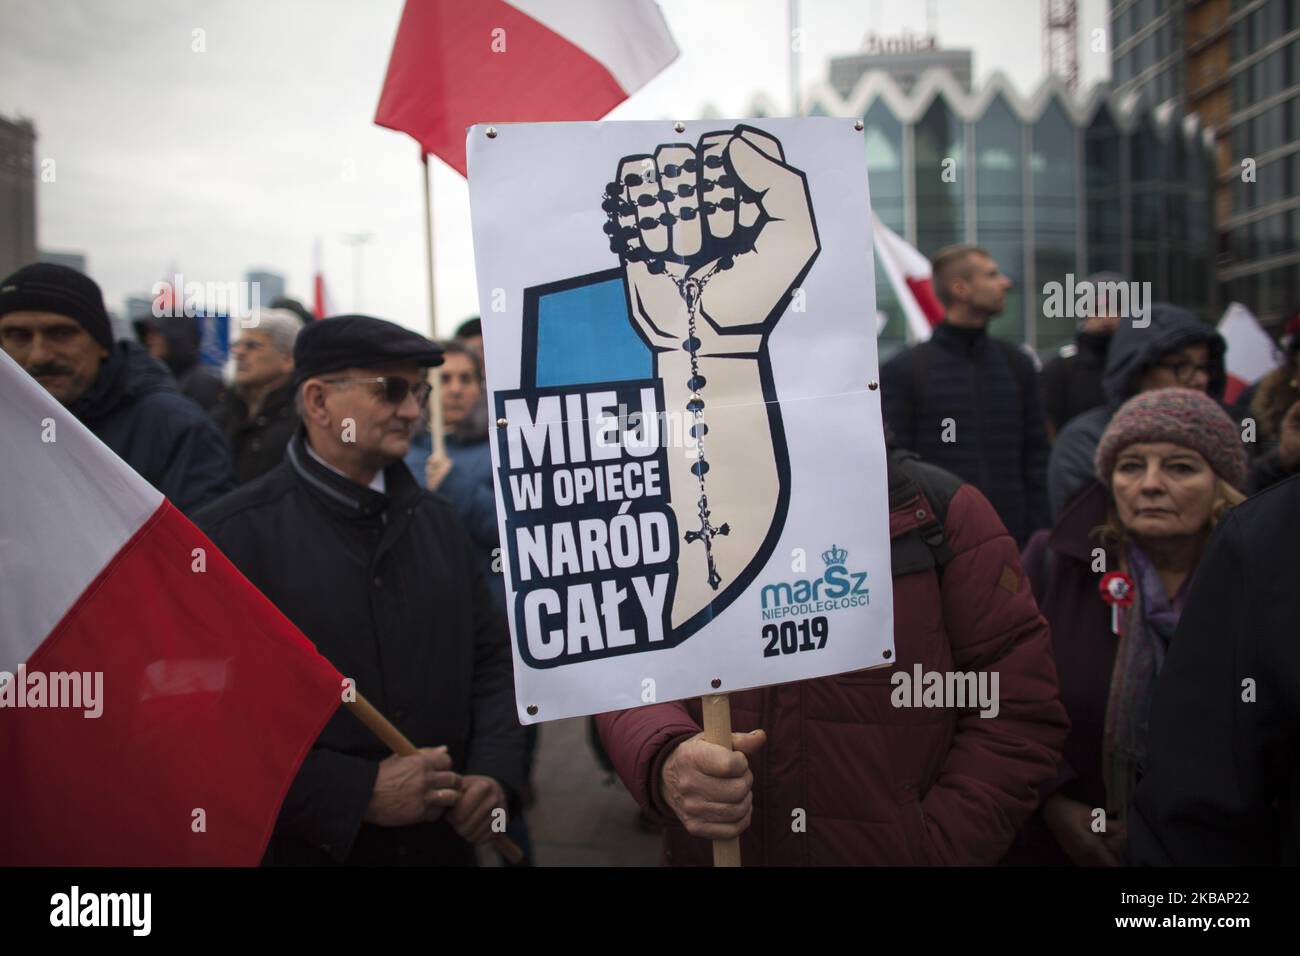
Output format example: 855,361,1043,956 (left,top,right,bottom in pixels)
68,341,235,514
1039,330,1111,437
880,321,1051,545
133,314,224,410
209,381,299,484
193,432,523,866
1128,474,1300,865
